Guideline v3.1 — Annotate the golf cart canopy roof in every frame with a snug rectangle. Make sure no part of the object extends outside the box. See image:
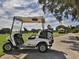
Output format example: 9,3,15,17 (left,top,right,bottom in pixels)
14,16,45,23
